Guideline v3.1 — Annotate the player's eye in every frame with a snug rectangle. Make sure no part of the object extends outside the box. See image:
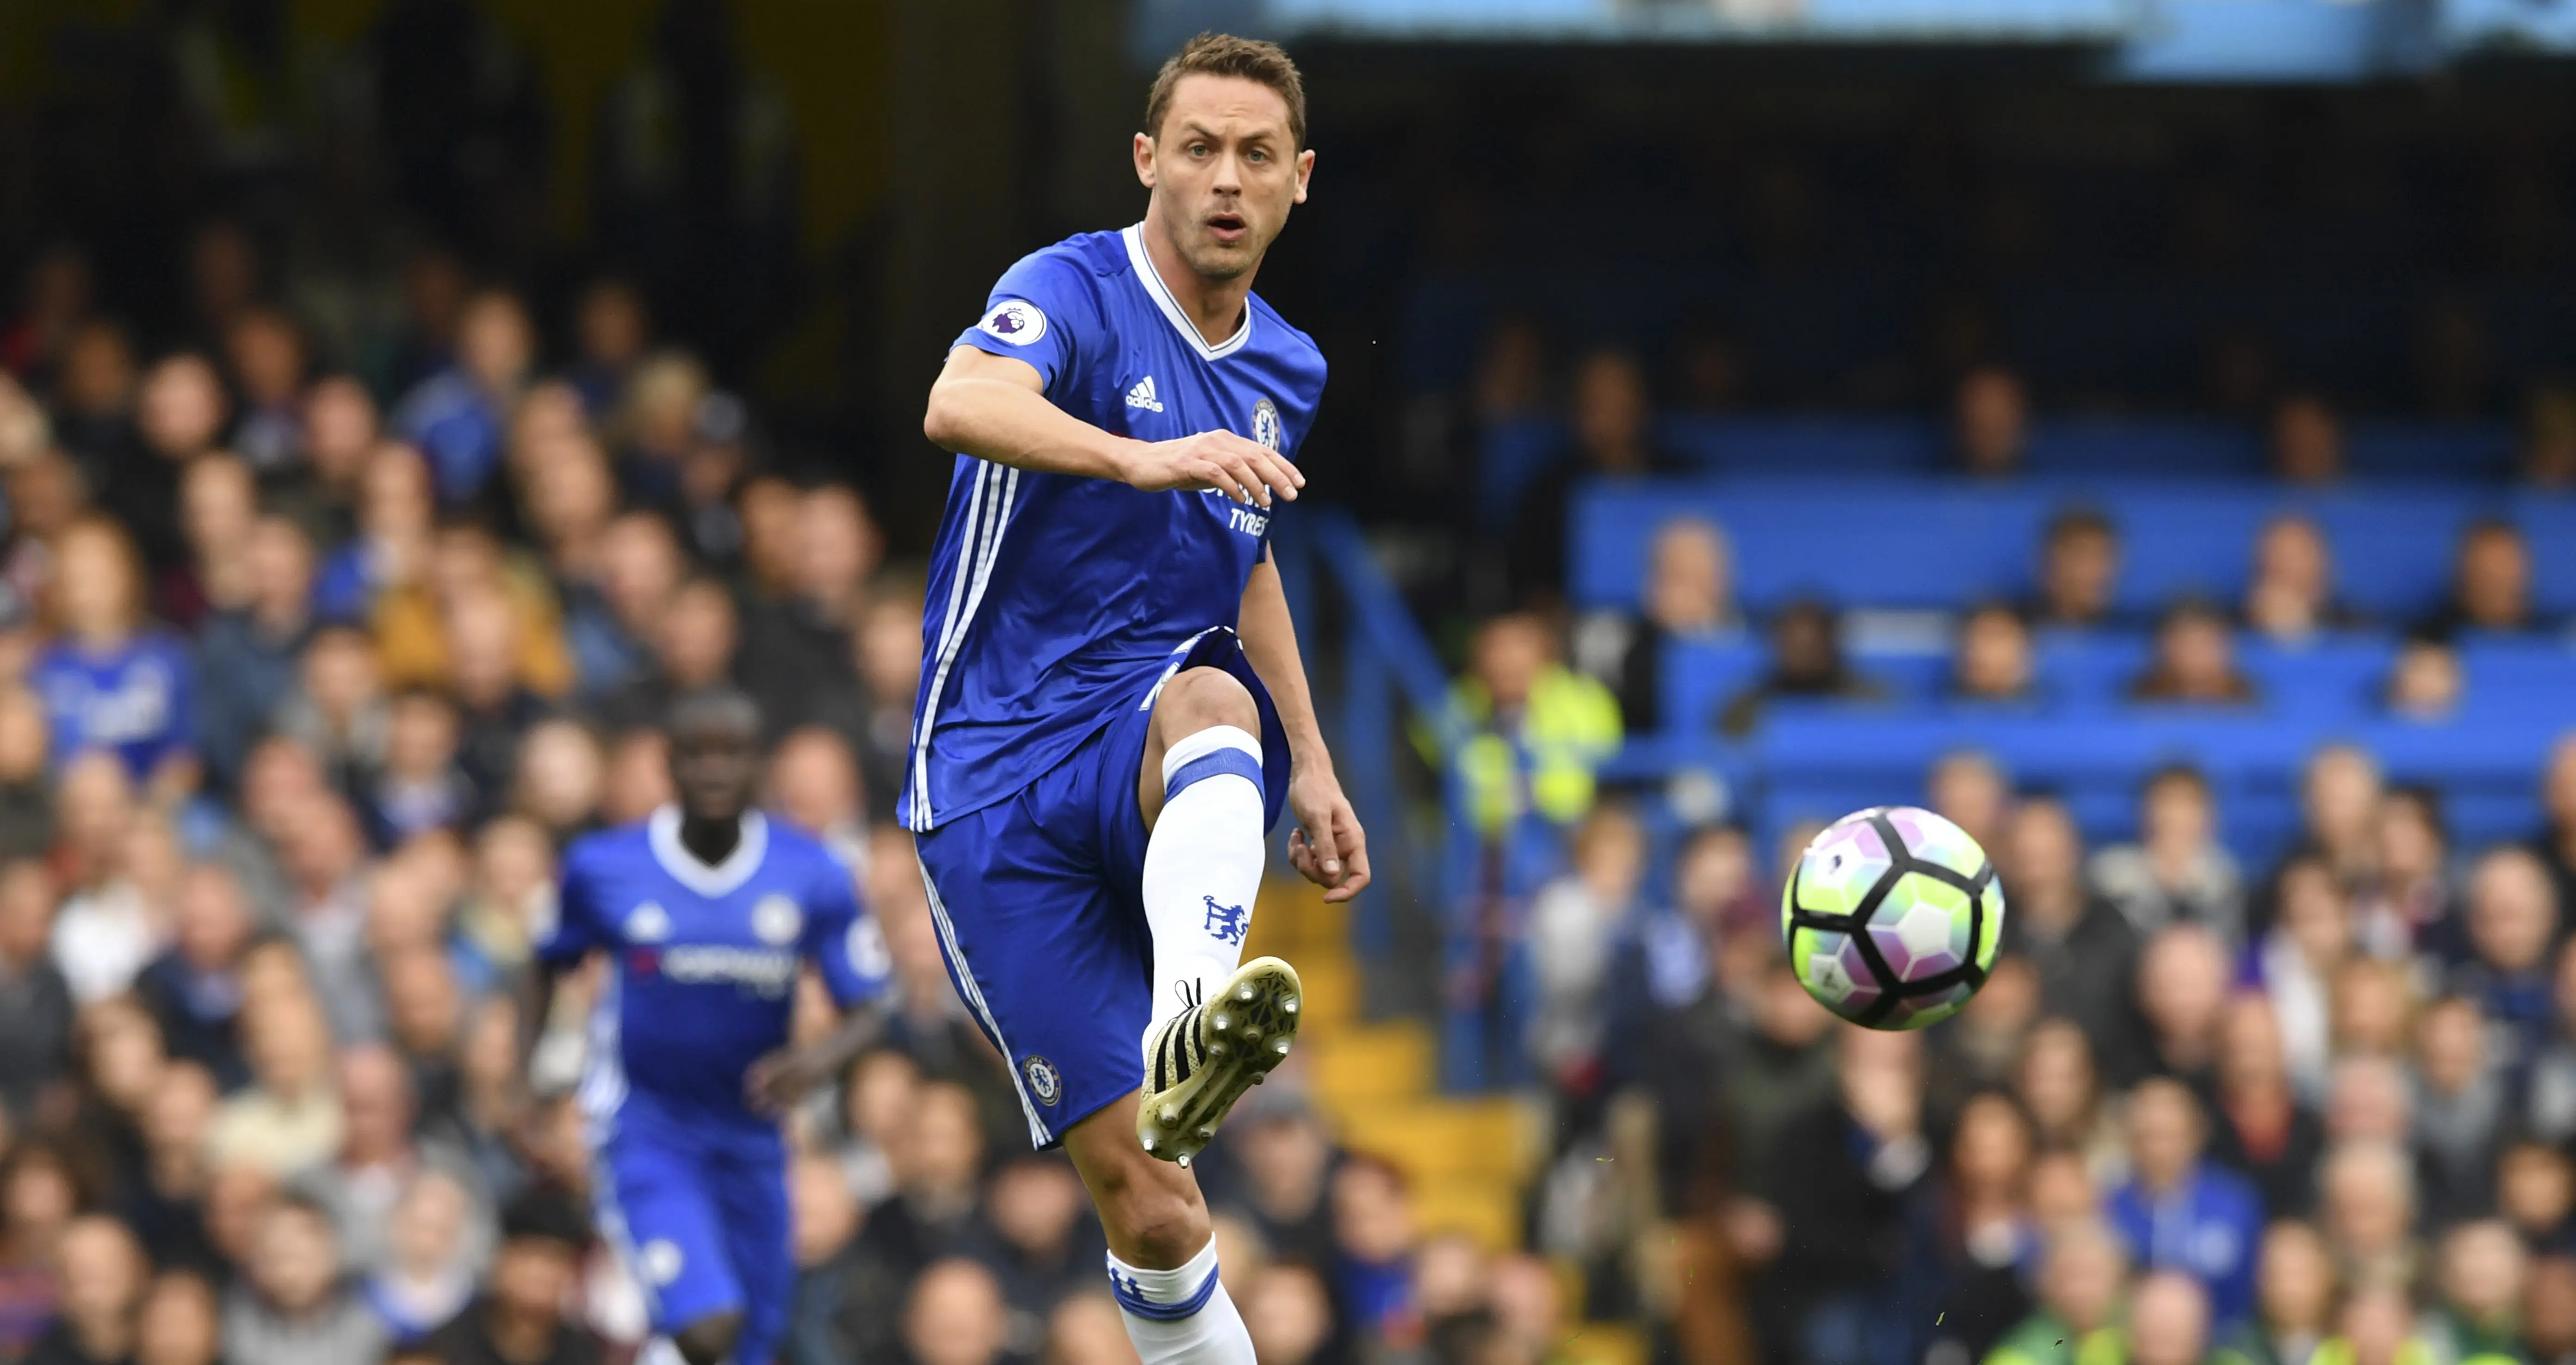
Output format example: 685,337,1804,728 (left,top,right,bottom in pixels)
1247,148,1269,163
1188,142,1210,157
